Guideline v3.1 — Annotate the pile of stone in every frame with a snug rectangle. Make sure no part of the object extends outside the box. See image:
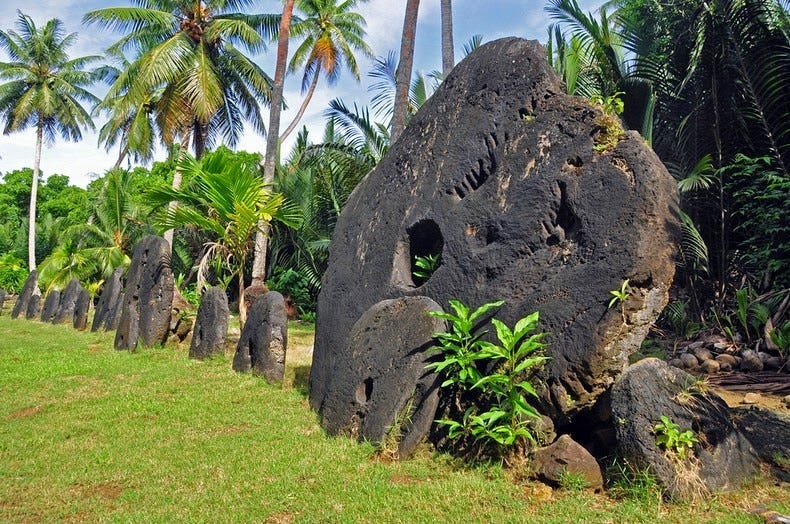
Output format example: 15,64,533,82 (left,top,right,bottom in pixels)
669,334,788,374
